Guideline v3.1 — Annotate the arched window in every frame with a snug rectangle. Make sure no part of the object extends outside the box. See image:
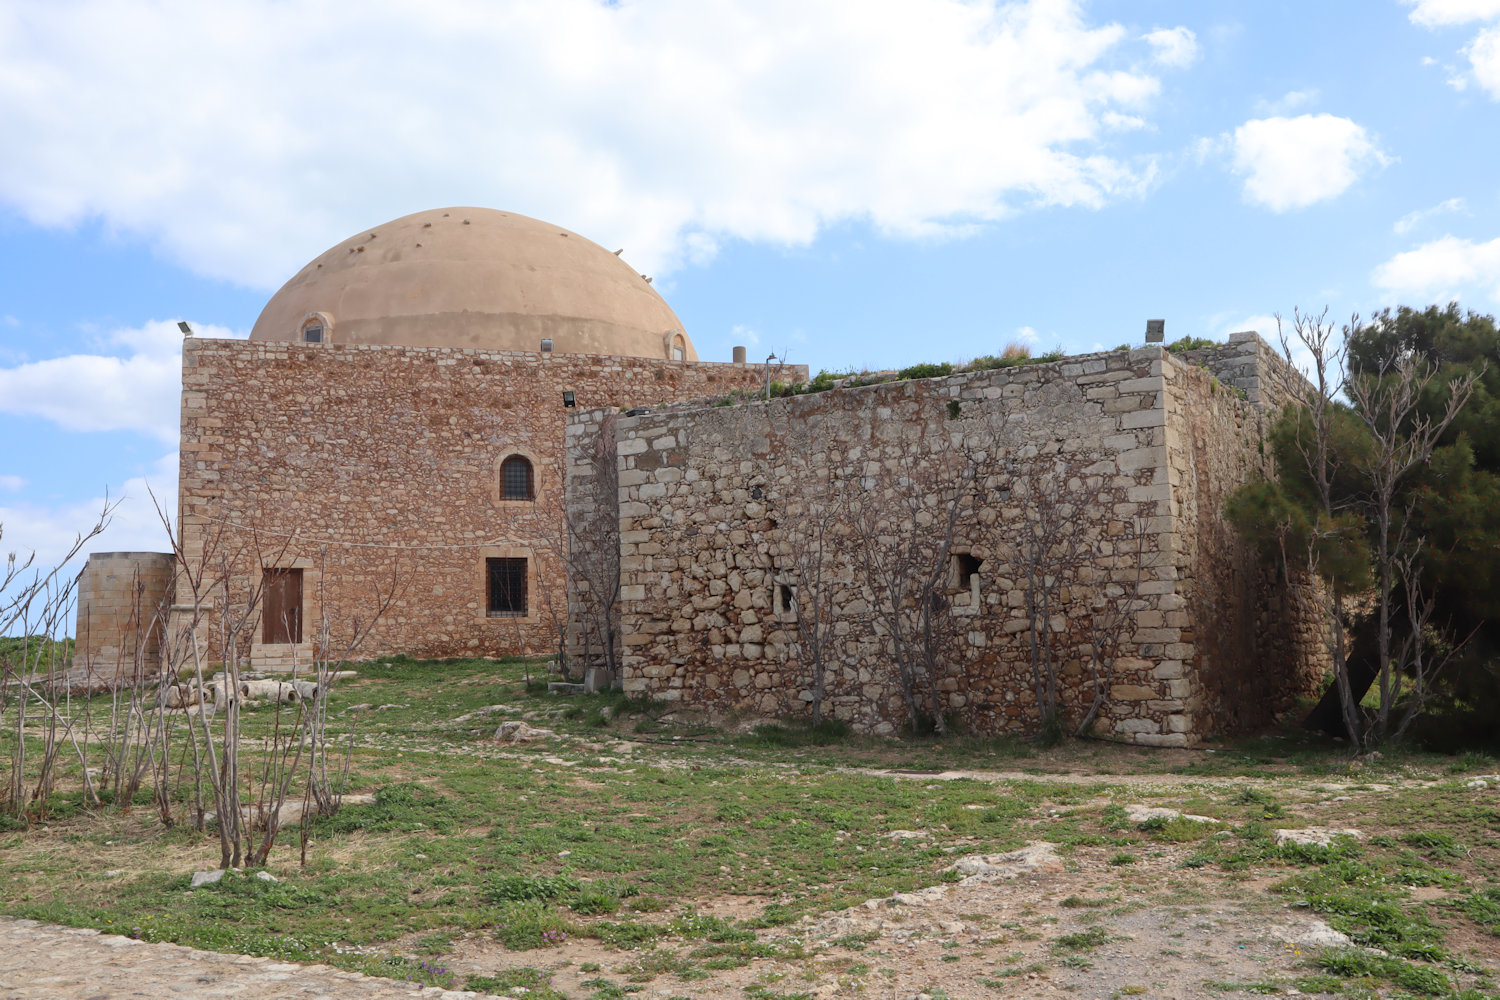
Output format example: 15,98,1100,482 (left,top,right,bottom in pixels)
500,455,534,500
671,334,686,362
